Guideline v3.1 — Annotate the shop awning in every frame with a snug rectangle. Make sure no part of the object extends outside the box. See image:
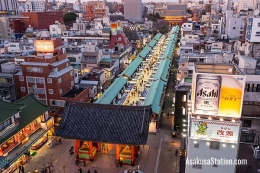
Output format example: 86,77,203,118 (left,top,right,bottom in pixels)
95,76,127,104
